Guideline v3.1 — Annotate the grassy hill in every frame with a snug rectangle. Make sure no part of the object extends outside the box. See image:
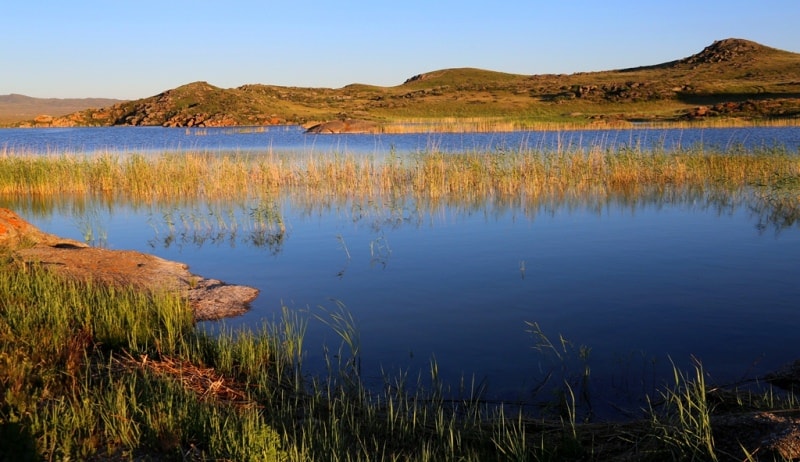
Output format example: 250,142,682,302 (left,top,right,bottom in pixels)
9,38,800,130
